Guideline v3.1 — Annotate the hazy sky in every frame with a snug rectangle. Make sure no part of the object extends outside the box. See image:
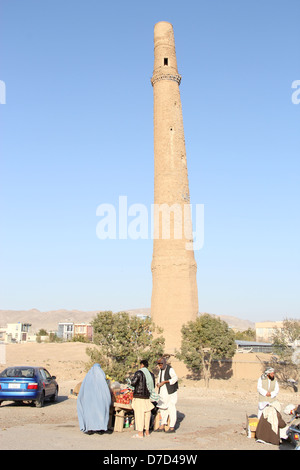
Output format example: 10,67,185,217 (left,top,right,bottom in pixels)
1,0,299,323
